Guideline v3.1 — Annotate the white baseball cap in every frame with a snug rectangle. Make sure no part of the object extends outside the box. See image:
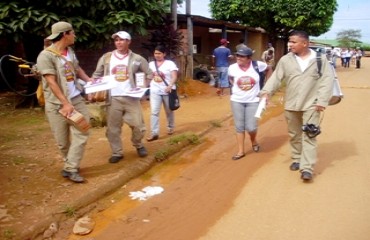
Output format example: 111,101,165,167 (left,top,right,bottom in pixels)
111,31,131,40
